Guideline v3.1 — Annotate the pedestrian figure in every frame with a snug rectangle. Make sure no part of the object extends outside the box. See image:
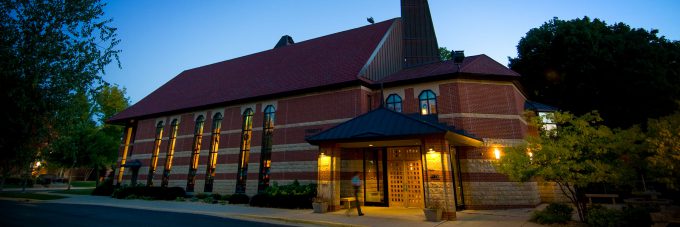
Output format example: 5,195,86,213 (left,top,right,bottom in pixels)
350,171,364,216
